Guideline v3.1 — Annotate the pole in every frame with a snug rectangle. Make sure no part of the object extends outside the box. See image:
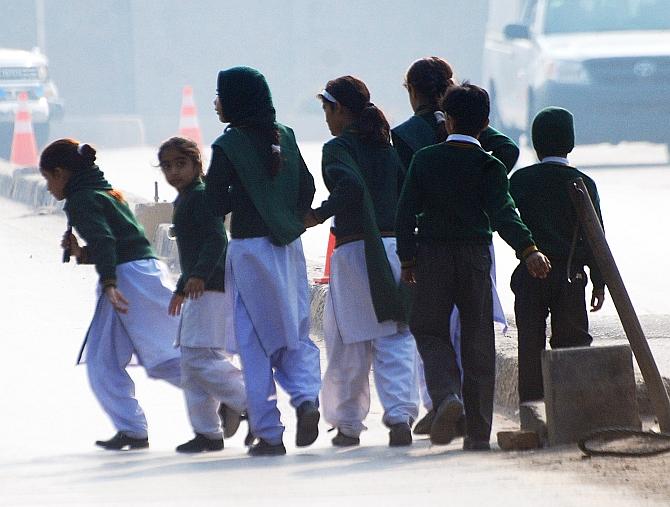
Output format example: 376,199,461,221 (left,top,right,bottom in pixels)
568,177,670,432
35,0,46,51
154,181,159,203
